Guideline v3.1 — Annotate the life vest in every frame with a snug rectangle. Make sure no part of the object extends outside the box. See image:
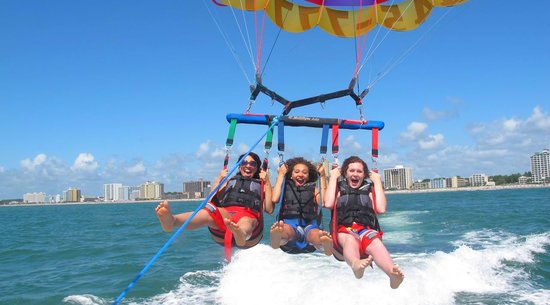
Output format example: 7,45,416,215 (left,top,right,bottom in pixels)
335,177,380,231
330,177,382,261
219,175,262,212
279,181,318,224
